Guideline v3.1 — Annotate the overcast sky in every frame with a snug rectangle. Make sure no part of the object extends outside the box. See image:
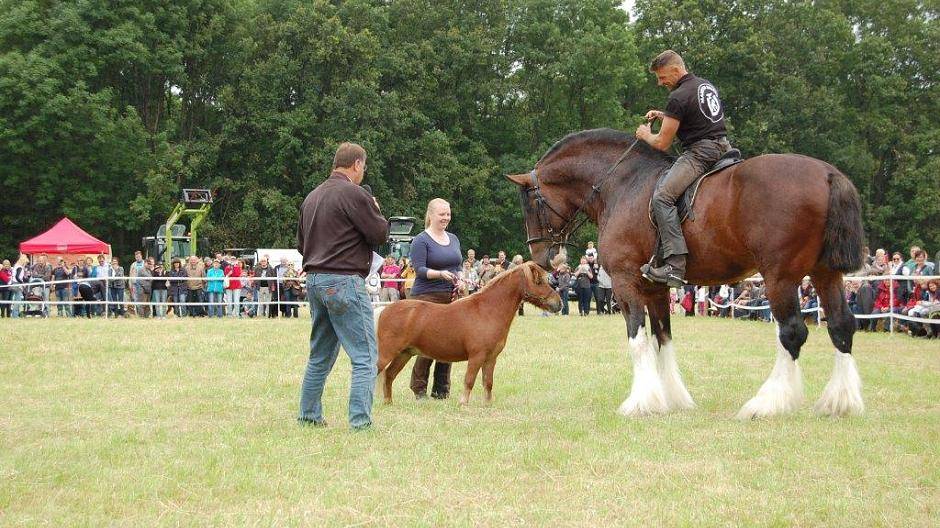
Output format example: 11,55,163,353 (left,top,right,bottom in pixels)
621,0,635,20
